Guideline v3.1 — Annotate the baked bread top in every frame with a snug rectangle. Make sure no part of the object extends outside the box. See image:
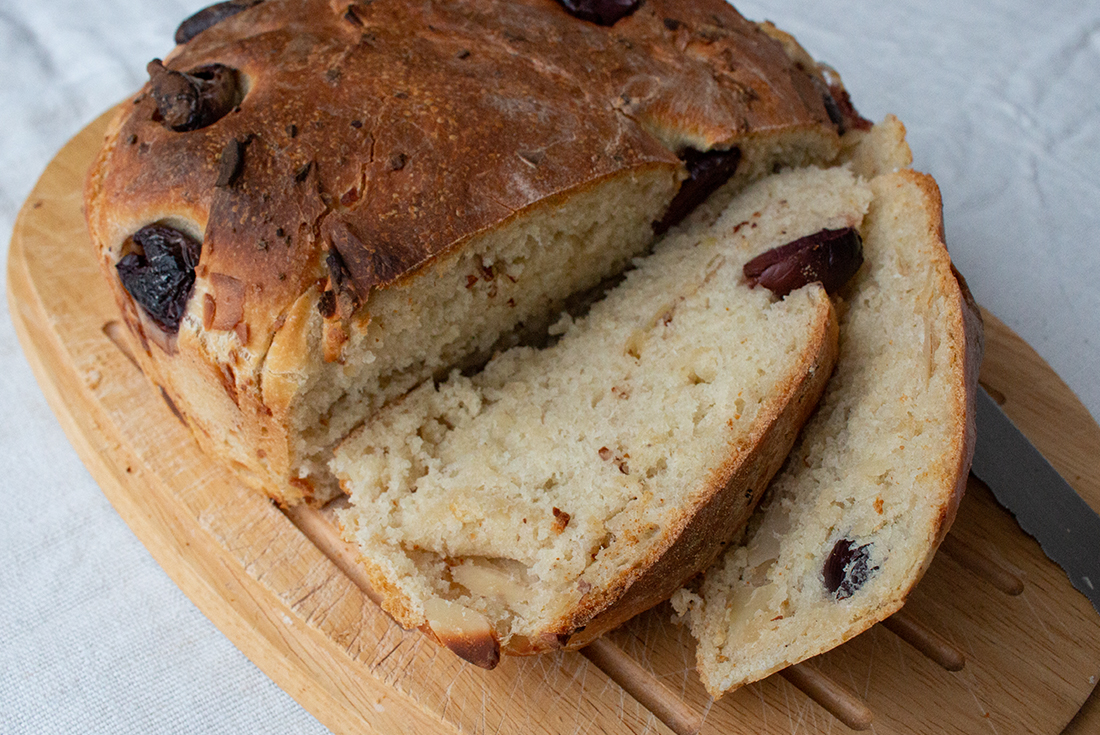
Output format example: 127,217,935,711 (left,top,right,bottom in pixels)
85,0,851,504
88,0,837,333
